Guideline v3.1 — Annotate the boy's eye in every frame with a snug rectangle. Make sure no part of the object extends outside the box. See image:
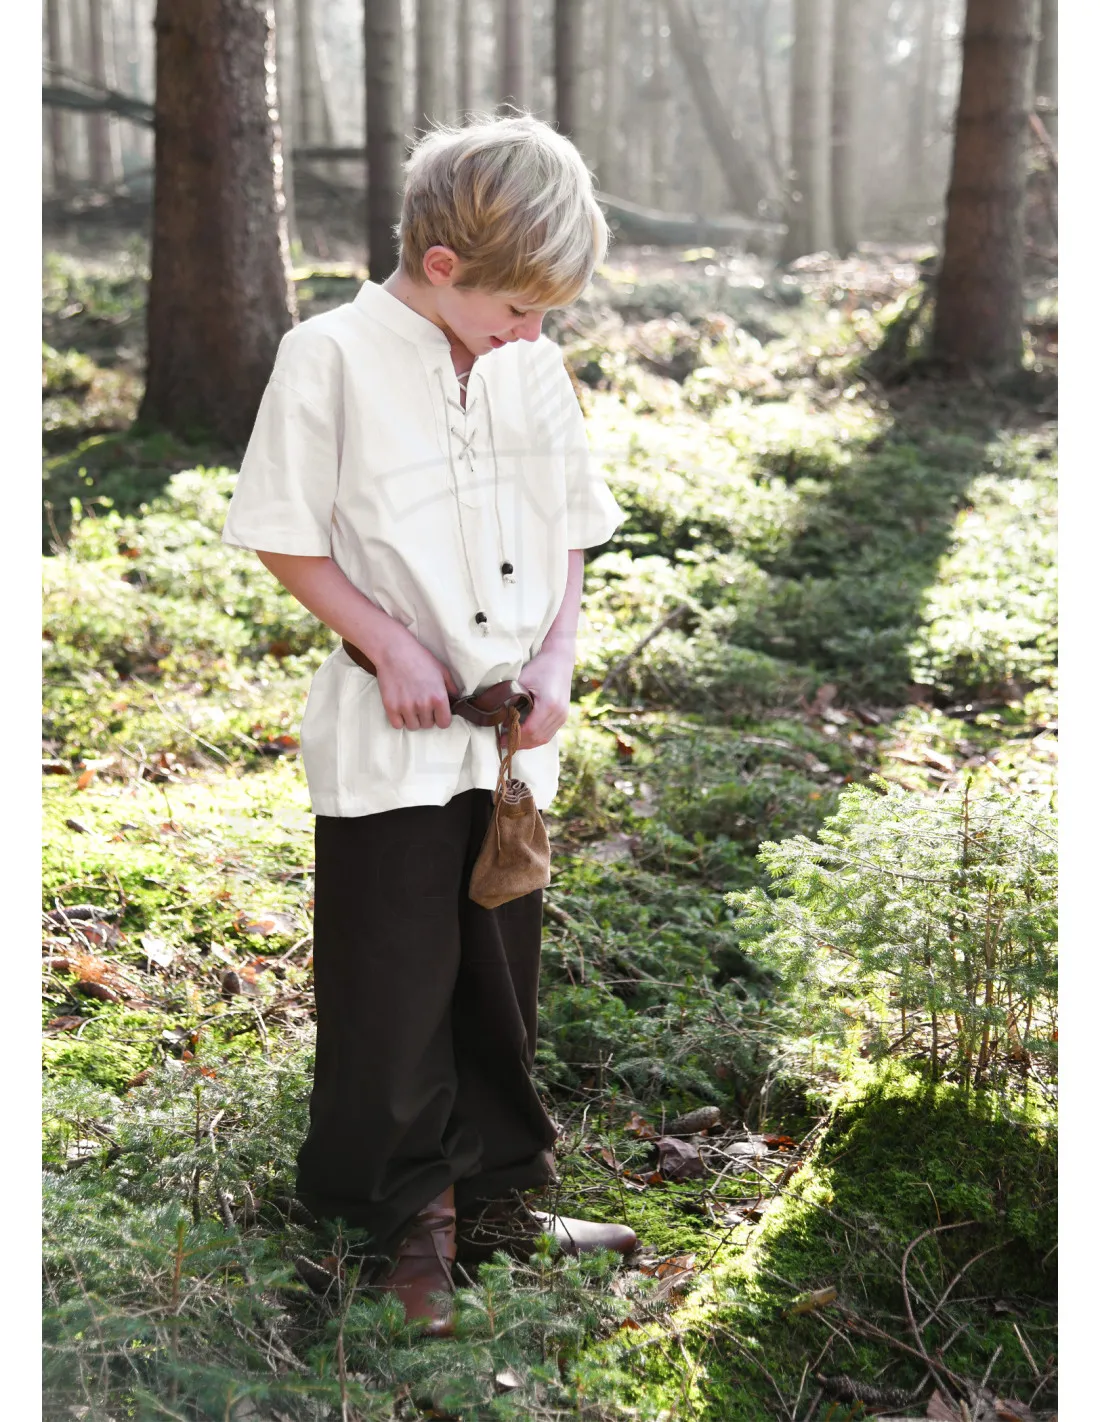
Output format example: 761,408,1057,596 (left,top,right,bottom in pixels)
509,306,527,318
